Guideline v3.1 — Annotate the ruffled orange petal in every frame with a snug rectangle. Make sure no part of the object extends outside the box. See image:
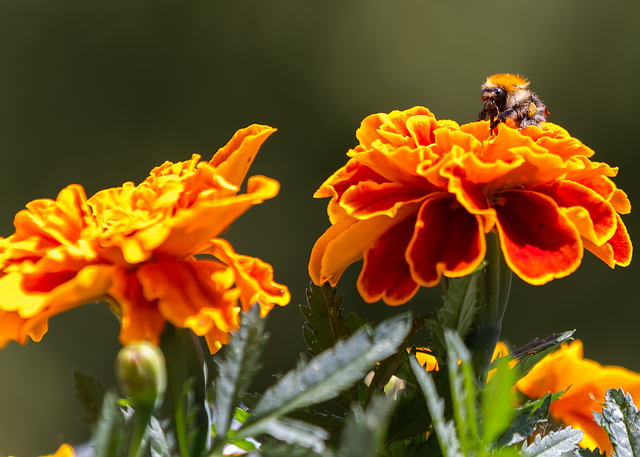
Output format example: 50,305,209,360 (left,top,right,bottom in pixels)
341,181,429,219
494,190,583,285
210,124,277,189
348,146,433,187
356,107,438,149
583,213,632,267
107,267,166,345
137,259,239,338
310,203,422,287
206,238,290,316
44,443,76,457
156,175,280,259
406,196,485,287
357,213,420,305
314,158,391,200
577,176,631,215
534,181,617,246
